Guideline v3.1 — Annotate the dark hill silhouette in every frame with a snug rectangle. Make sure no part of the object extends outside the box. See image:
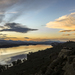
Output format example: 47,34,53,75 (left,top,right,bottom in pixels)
0,40,63,48
0,41,75,75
